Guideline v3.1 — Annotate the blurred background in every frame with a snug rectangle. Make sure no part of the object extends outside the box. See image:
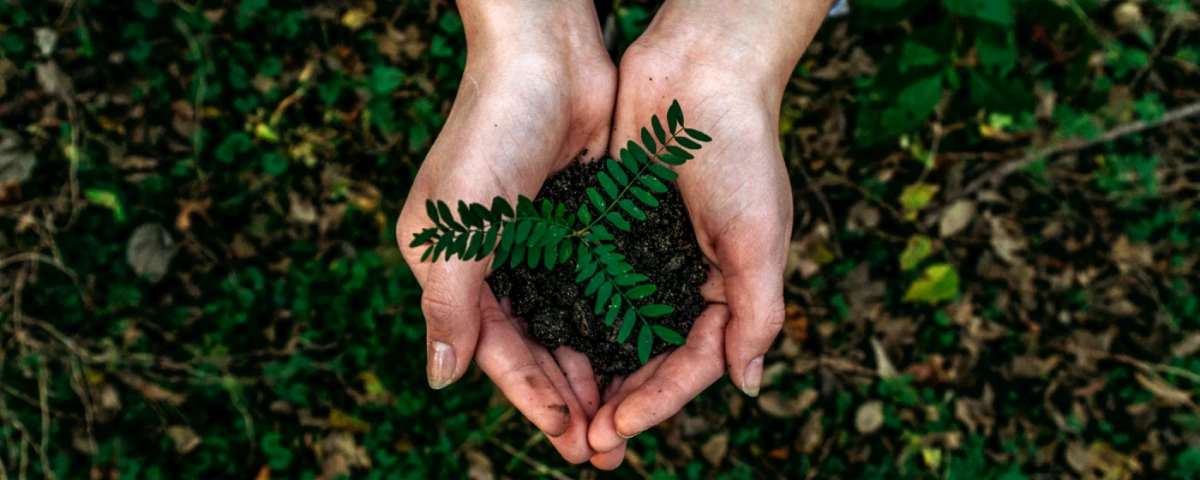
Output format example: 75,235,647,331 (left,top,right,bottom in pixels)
2,0,1199,478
